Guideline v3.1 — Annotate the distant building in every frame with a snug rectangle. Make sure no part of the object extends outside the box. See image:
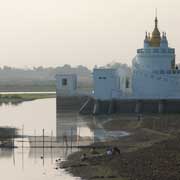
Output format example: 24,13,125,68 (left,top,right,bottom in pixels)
55,74,77,96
